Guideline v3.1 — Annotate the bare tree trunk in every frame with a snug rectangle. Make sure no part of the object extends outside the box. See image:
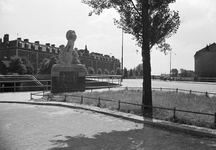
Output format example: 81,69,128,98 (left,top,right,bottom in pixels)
142,0,153,118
